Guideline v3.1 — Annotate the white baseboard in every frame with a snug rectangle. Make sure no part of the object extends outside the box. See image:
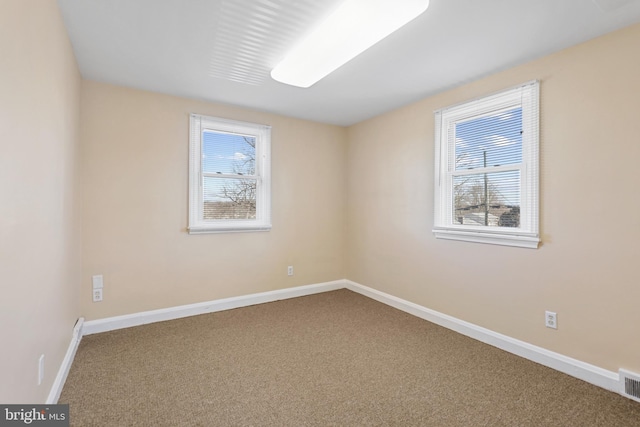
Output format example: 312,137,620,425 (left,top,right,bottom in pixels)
47,317,84,404
344,280,620,393
58,279,622,402
82,280,345,336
